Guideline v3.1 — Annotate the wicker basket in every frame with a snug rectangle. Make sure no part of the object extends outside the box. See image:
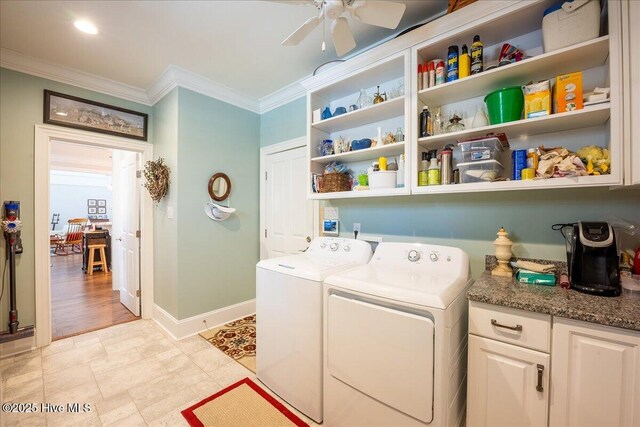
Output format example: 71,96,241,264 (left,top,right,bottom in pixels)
319,172,351,193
